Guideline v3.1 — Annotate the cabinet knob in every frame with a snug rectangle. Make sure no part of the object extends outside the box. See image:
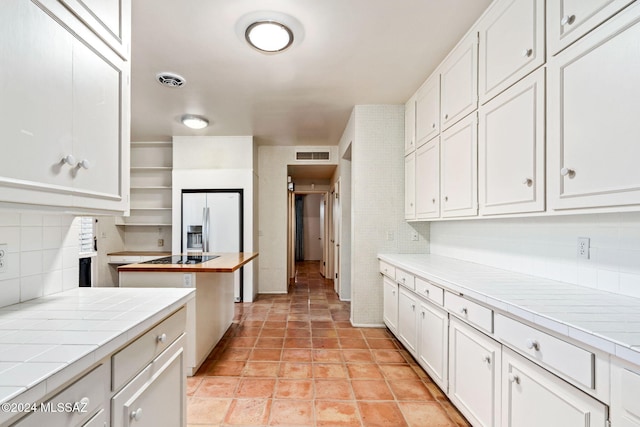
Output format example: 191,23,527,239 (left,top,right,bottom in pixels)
392,290,396,295
78,159,91,169
522,48,533,58
560,167,575,177
508,373,520,384
157,333,167,343
522,178,533,186
432,123,436,129
561,14,575,26
411,304,416,310
526,338,540,351
444,196,449,202
79,397,90,408
444,113,449,120
421,311,425,318
402,277,406,282
130,408,143,422
409,203,413,207
460,307,468,315
424,288,430,295
483,355,491,365
432,198,436,204
62,154,76,166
